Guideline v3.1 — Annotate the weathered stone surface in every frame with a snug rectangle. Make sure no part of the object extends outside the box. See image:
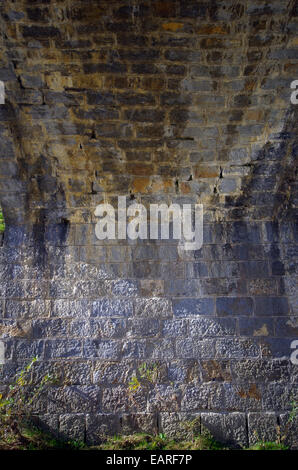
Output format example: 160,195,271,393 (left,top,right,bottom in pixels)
48,386,101,414
31,414,59,438
216,297,253,316
201,412,247,448
102,386,147,413
91,299,133,317
262,384,296,411
188,317,236,337
279,413,298,450
134,298,172,318
248,412,278,446
230,359,292,383
83,339,121,360
160,412,201,439
59,414,86,442
173,298,215,316
216,338,260,359
86,414,119,445
44,340,82,359
0,0,297,448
